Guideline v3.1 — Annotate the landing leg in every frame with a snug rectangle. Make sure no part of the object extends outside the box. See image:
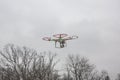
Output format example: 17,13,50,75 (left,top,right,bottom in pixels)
55,41,57,48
